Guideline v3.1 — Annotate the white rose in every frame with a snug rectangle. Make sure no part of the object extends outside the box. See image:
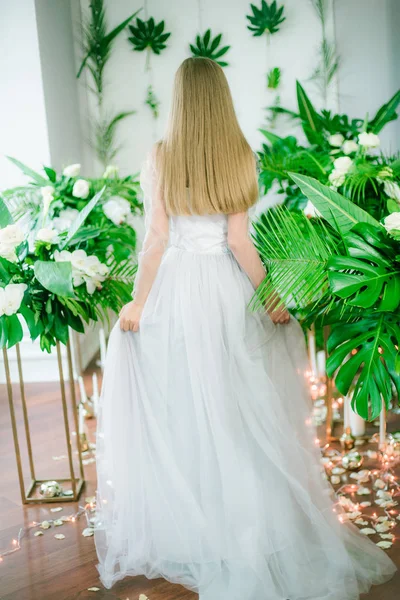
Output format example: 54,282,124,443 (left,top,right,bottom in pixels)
72,179,90,199
383,212,400,233
103,165,119,178
342,140,359,155
328,133,344,147
0,283,27,317
36,227,58,243
52,208,80,232
41,186,55,216
382,180,400,203
358,132,380,148
328,170,346,188
63,163,81,177
54,249,72,262
103,197,131,225
333,156,353,174
0,224,25,263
